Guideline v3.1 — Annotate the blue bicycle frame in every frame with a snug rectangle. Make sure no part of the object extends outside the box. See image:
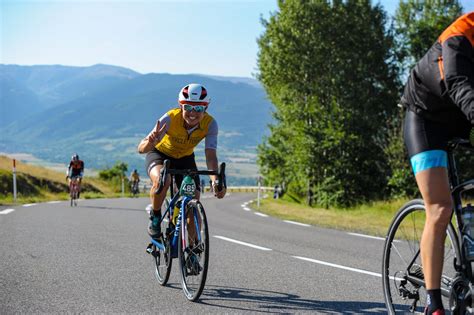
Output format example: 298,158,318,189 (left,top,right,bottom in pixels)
149,195,201,255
